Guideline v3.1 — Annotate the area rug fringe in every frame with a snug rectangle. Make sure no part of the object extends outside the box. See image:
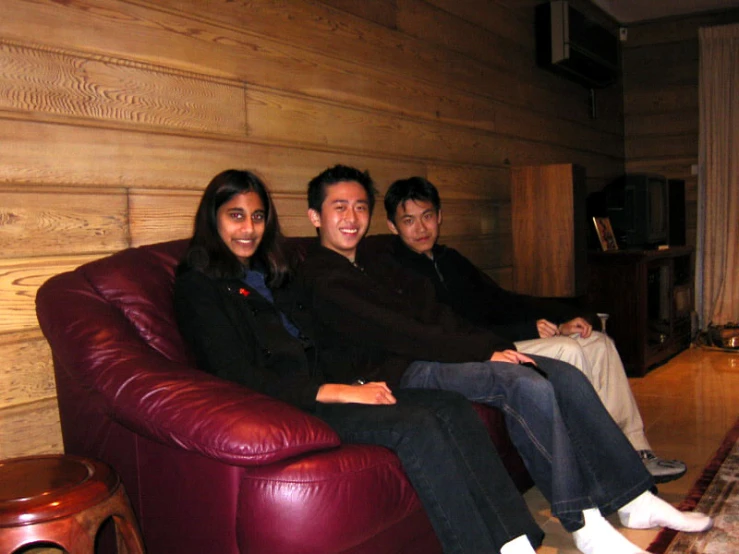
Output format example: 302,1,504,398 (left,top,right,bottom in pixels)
647,416,739,553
